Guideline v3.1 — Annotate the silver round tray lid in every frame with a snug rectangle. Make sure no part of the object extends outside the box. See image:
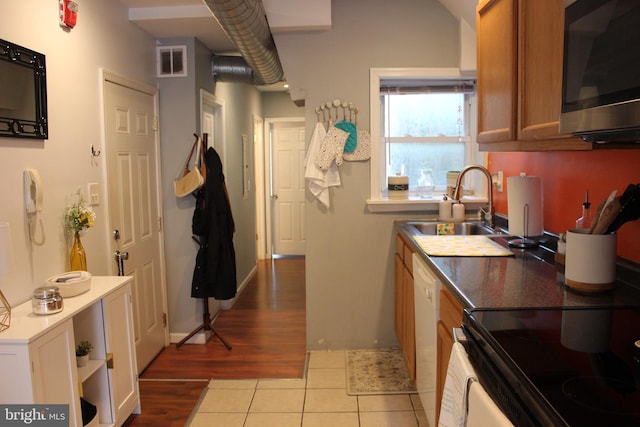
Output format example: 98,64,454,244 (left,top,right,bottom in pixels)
33,285,61,299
